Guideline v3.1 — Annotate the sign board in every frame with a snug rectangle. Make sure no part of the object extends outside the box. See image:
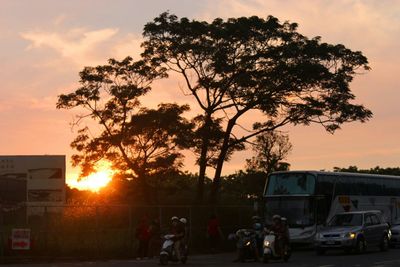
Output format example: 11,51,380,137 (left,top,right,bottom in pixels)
11,228,30,250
